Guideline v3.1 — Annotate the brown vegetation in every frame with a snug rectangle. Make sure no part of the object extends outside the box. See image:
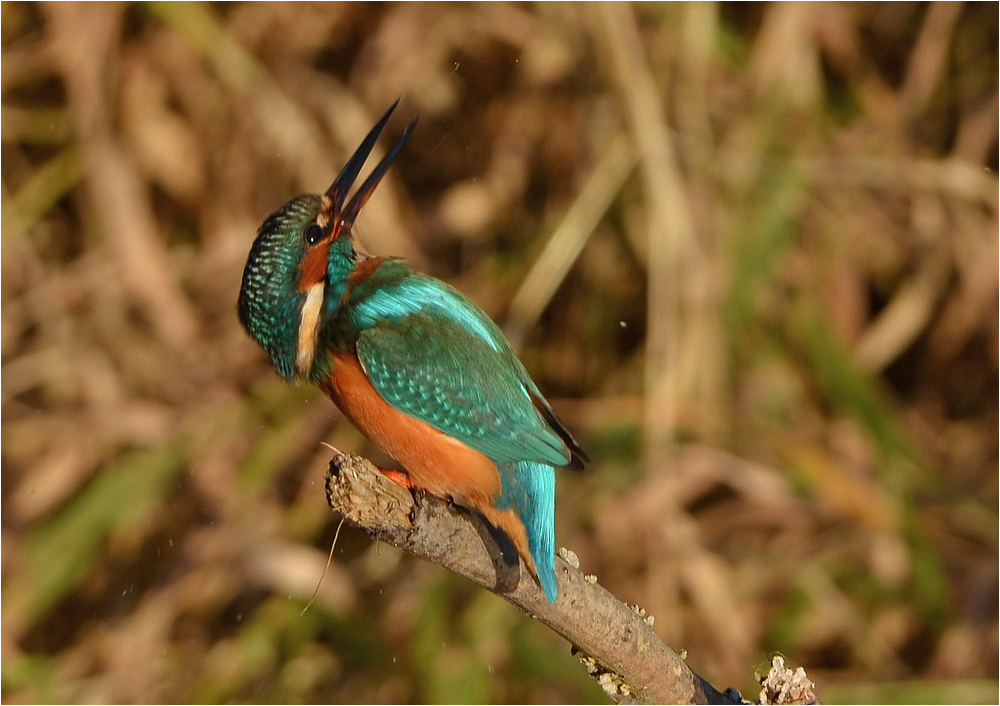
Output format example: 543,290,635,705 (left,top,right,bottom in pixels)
2,3,997,703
